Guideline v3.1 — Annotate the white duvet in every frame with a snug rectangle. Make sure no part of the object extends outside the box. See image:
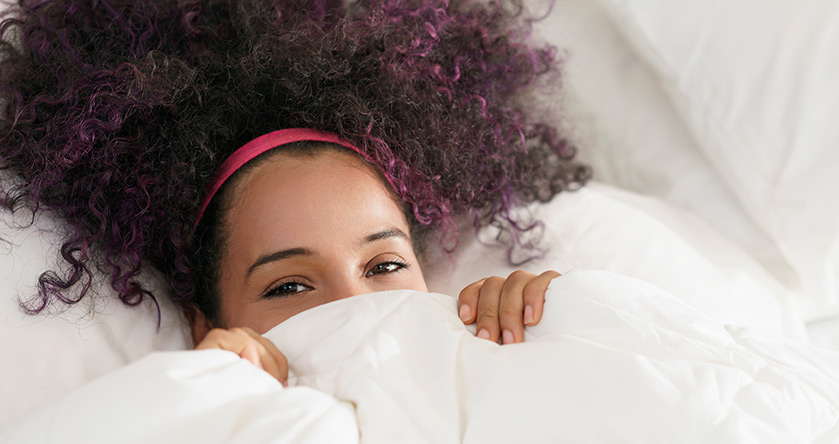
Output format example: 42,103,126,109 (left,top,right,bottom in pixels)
5,270,838,444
